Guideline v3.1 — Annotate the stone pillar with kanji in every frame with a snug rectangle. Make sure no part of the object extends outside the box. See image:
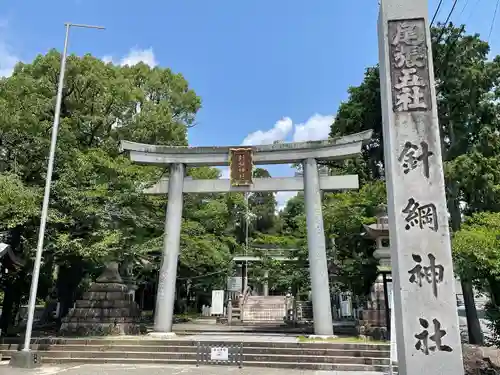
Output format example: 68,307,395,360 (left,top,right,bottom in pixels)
378,0,464,374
